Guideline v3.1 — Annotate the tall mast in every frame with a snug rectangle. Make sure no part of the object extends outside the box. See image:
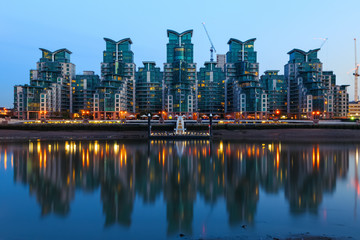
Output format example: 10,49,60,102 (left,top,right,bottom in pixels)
202,22,216,62
355,38,359,101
